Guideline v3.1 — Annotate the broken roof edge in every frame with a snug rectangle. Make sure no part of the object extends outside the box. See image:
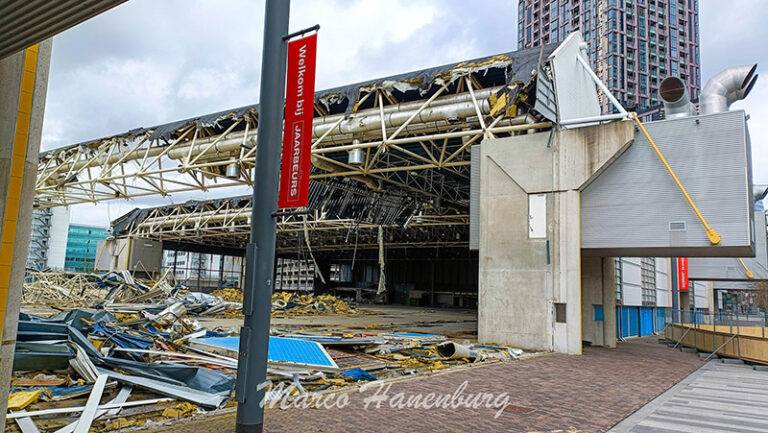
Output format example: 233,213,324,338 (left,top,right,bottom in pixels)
40,43,559,157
